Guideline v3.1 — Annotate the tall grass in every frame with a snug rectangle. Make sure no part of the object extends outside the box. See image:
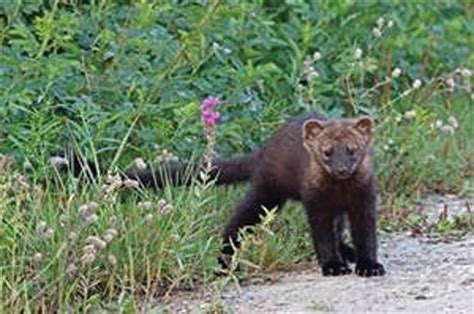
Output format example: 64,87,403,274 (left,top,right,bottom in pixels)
0,0,472,311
